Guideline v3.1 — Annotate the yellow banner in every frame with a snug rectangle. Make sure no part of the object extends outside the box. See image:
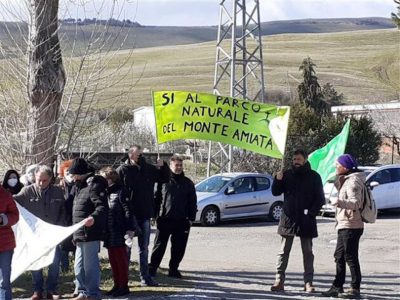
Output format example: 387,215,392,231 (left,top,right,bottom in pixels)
152,91,290,158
